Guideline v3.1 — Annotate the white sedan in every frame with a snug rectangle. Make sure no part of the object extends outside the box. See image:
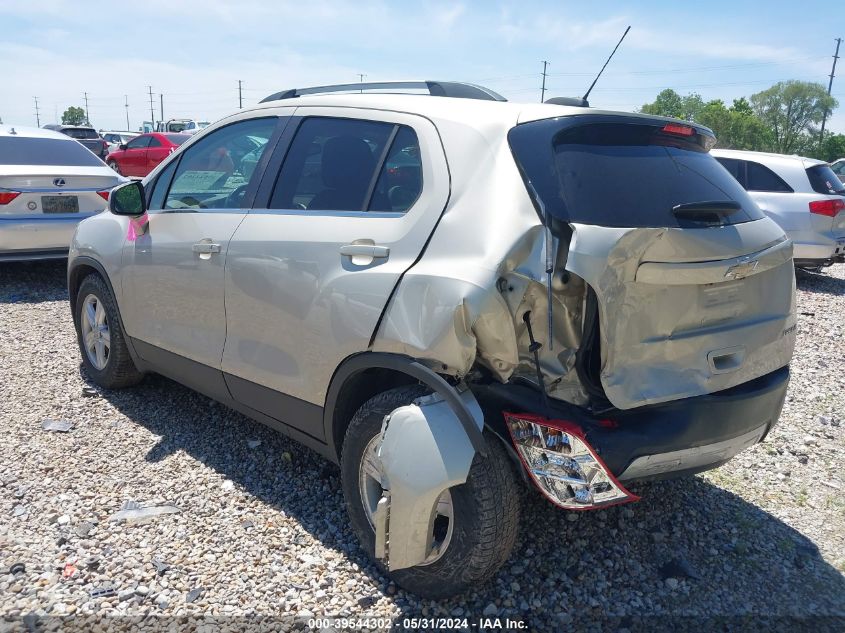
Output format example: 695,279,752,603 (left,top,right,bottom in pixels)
0,125,127,261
